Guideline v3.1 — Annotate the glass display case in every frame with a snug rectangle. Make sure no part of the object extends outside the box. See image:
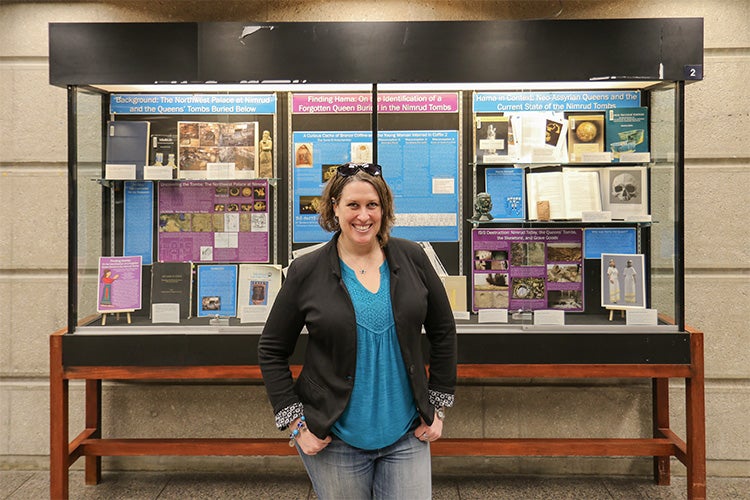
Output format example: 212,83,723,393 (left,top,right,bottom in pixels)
49,20,707,500
64,81,688,334
48,18,704,367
